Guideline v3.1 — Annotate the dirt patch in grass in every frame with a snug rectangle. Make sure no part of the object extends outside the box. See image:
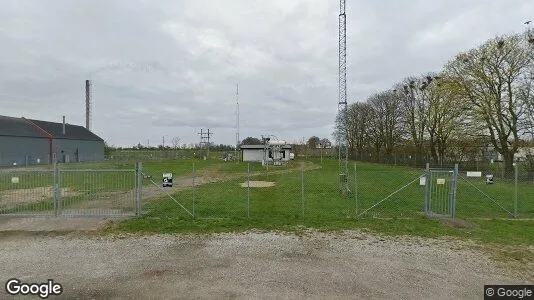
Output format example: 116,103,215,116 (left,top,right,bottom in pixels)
0,187,79,209
240,181,276,188
141,161,320,201
0,216,117,232
438,217,475,229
